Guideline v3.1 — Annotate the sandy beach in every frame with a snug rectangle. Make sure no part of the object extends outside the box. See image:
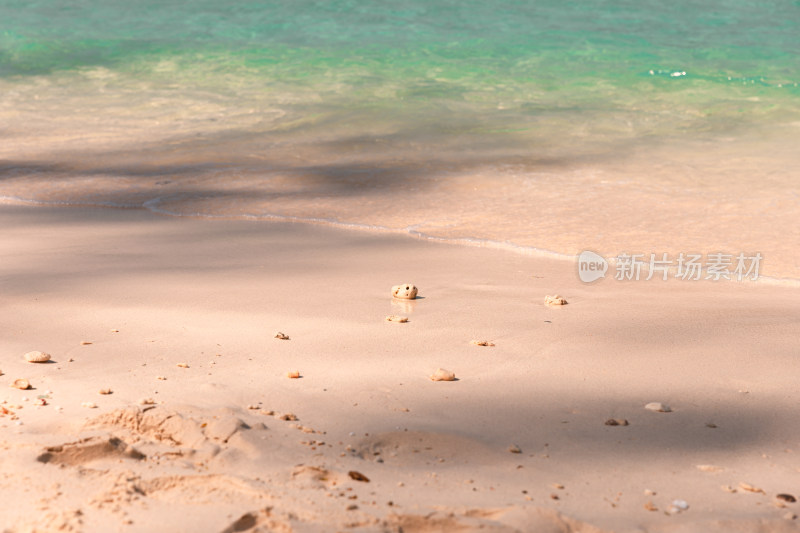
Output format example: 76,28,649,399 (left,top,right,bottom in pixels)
1,204,799,532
